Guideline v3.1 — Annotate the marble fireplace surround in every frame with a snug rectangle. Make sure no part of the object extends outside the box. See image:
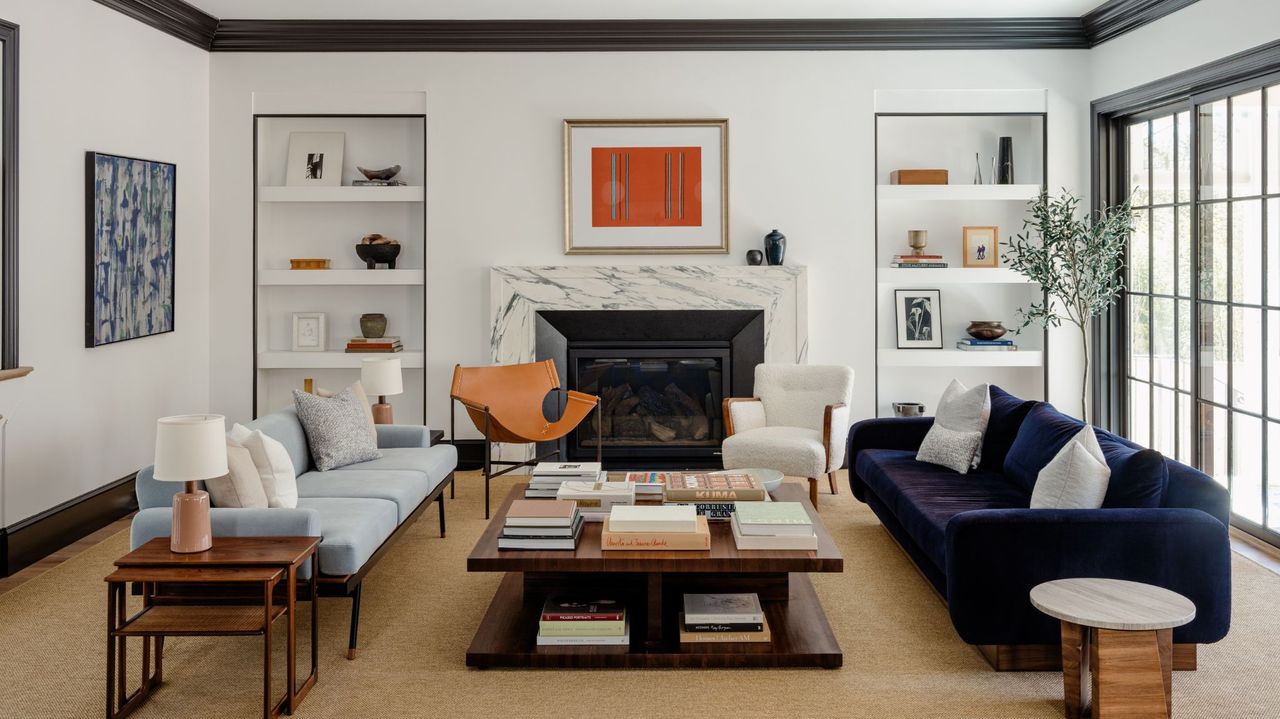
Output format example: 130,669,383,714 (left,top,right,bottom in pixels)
489,266,808,366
